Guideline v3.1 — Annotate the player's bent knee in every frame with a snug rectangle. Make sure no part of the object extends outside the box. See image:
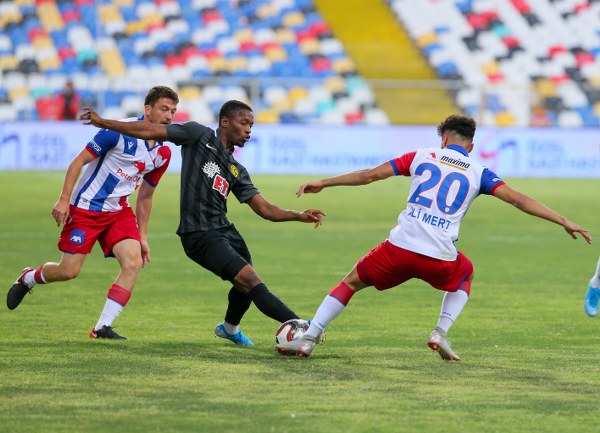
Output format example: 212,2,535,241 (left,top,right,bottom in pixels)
120,257,143,274
60,267,81,281
233,265,262,293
